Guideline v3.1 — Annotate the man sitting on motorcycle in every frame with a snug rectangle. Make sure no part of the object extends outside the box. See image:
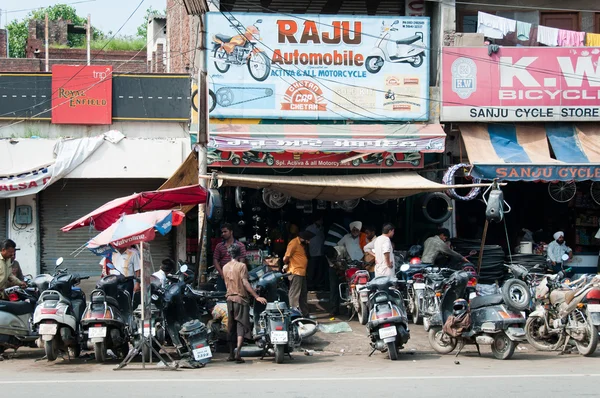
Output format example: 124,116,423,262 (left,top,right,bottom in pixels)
0,239,26,299
153,259,176,288
223,244,266,364
421,228,468,267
